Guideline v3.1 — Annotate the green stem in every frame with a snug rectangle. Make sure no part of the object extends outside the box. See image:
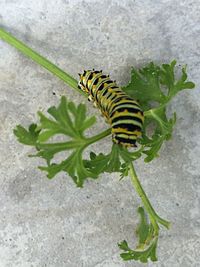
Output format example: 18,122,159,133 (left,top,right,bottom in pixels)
86,128,111,145
129,162,170,230
0,27,83,95
144,104,166,117
144,109,164,130
144,108,171,135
